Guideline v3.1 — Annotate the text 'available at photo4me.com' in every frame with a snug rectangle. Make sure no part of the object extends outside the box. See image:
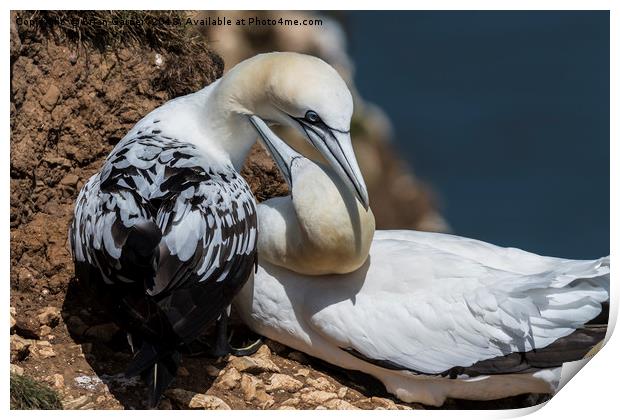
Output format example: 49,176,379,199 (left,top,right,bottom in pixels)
15,13,324,29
